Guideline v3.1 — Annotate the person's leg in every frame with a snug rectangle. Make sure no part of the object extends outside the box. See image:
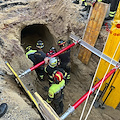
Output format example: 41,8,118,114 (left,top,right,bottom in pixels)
105,0,119,20
59,101,64,113
35,68,44,81
81,0,86,6
81,0,90,12
54,102,61,115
